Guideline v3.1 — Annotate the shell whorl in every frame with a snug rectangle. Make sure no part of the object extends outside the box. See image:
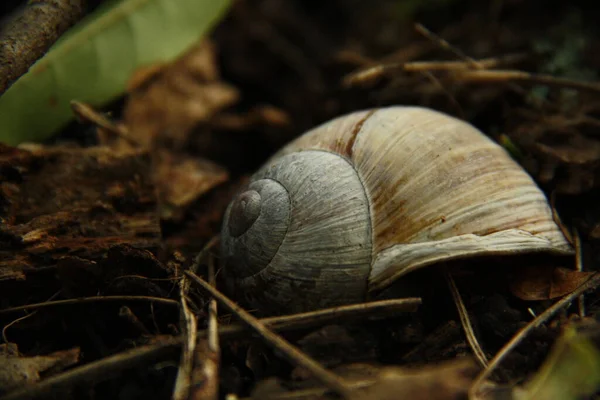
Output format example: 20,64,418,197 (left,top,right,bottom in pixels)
221,150,372,314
